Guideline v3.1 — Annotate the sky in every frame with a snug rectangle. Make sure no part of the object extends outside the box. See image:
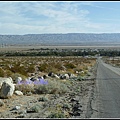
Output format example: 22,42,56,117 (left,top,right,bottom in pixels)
0,1,120,35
